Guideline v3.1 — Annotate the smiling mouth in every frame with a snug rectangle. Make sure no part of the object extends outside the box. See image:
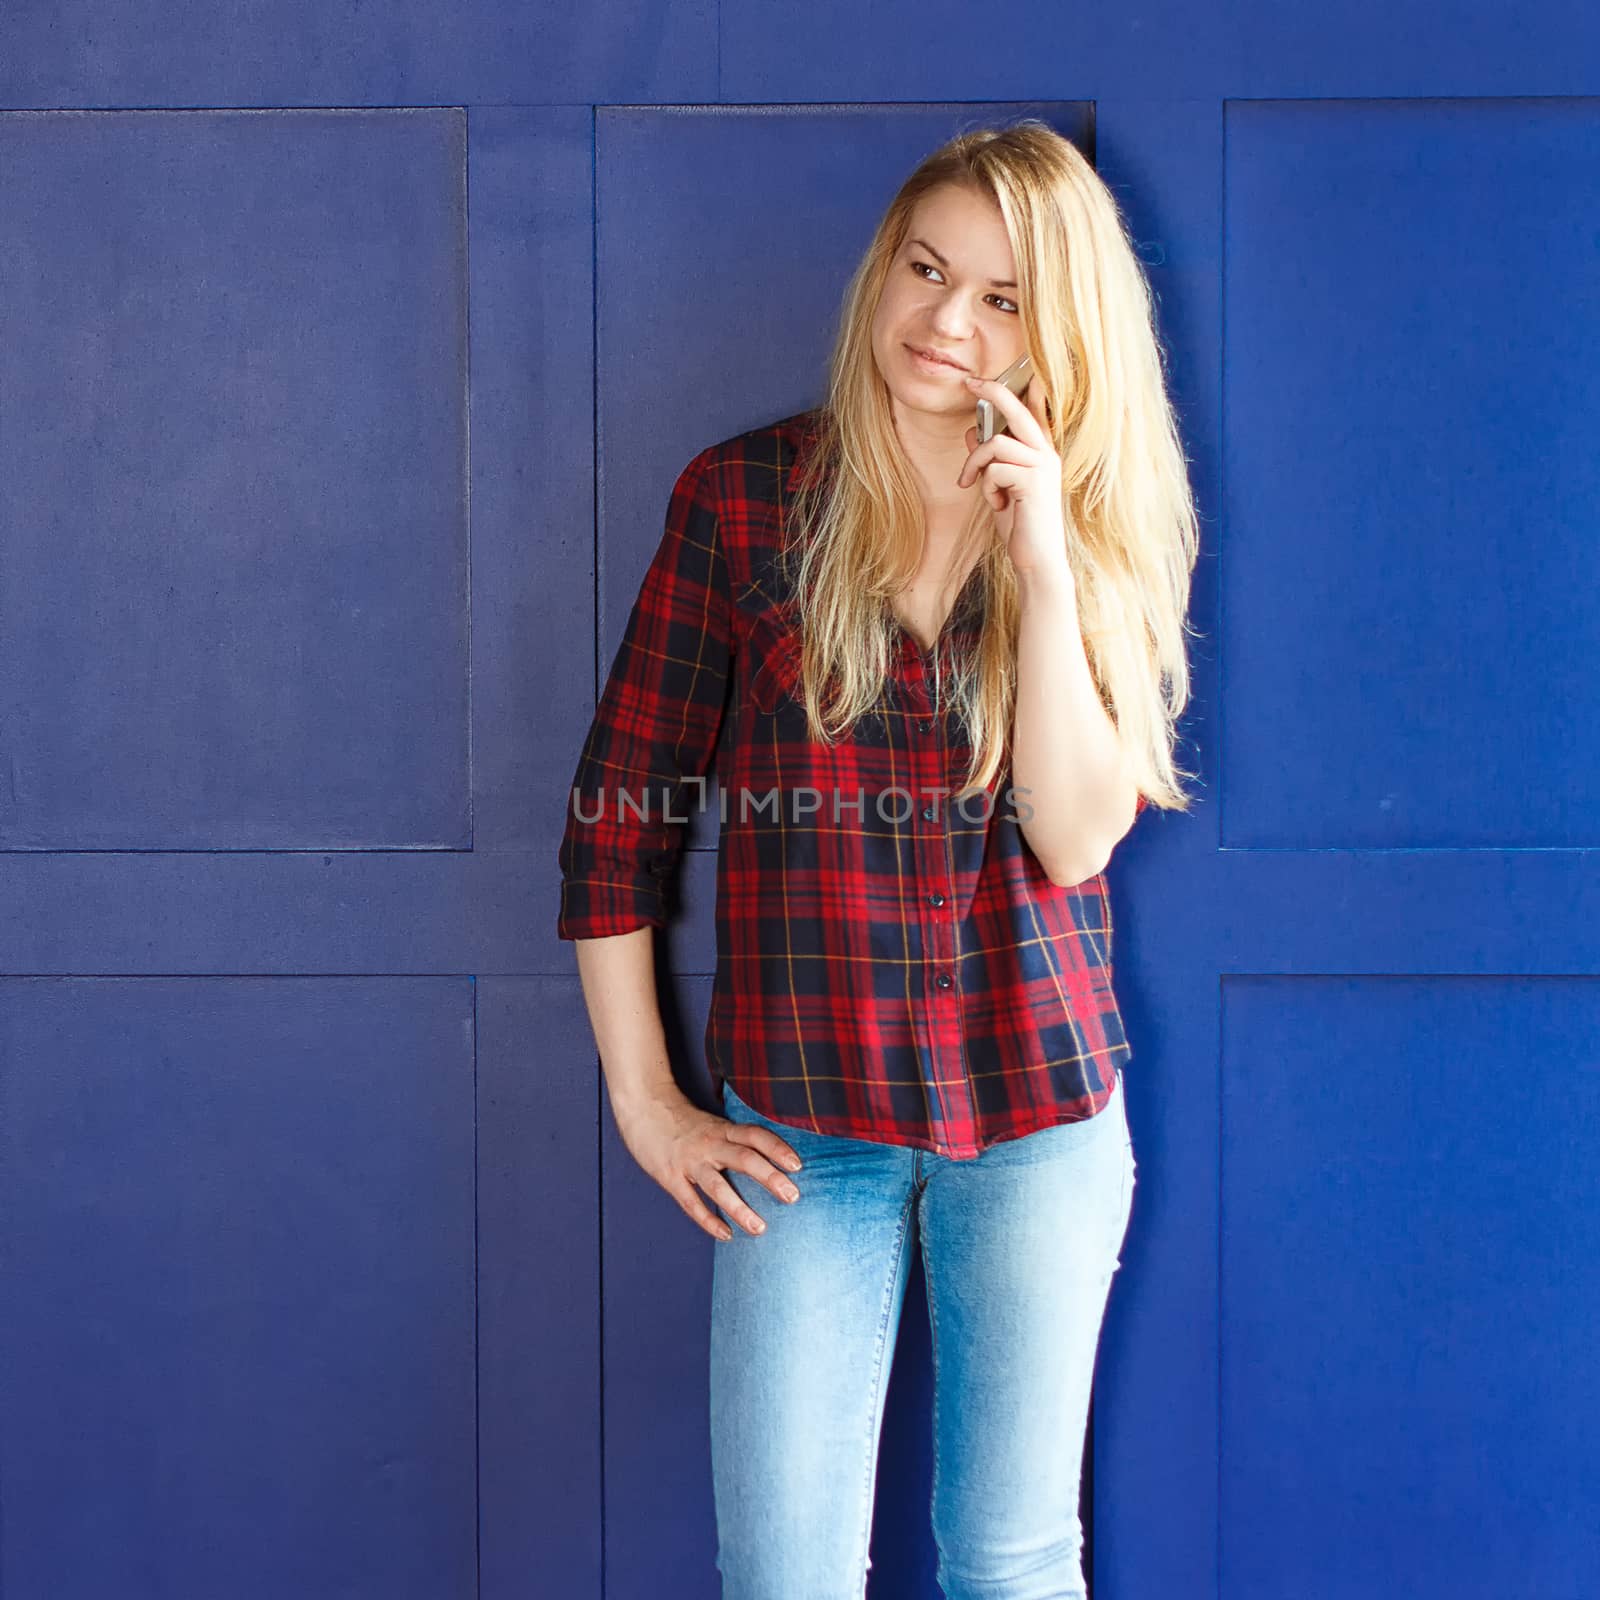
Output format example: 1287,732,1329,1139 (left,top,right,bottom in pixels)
906,344,969,374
